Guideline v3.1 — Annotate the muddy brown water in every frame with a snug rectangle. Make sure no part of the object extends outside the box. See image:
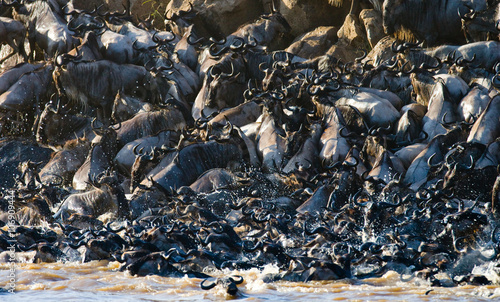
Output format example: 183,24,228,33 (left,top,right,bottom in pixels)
1,261,500,301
